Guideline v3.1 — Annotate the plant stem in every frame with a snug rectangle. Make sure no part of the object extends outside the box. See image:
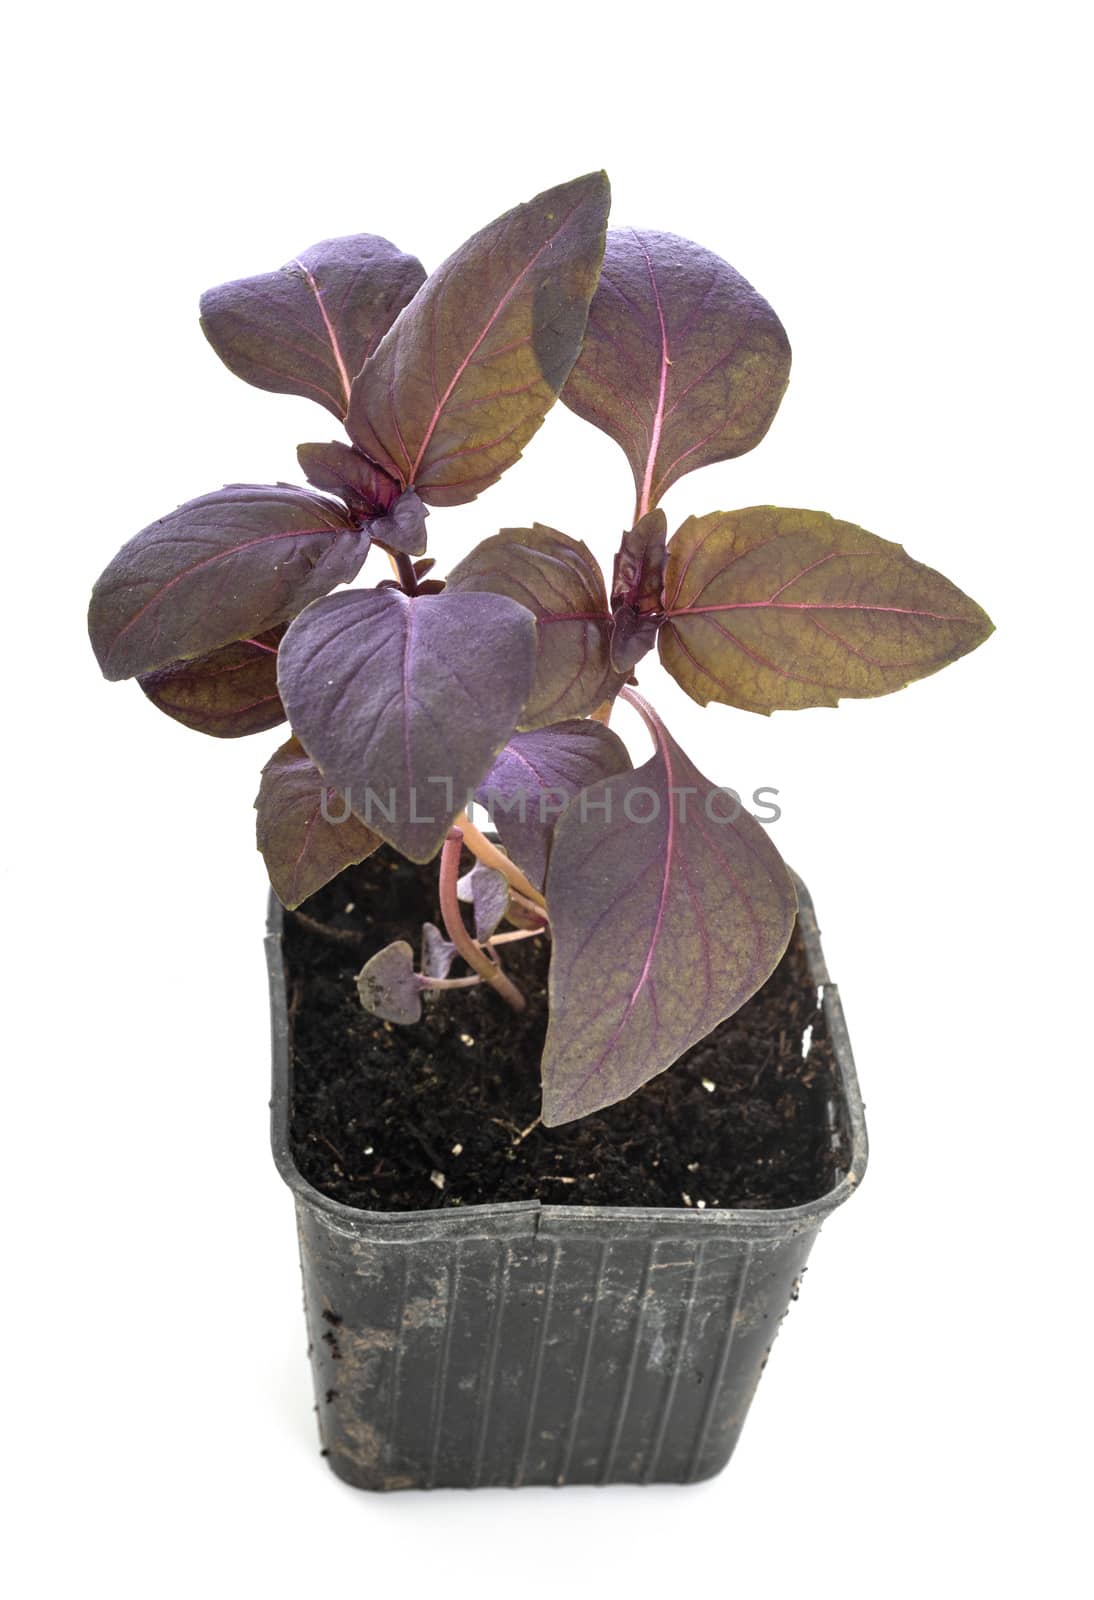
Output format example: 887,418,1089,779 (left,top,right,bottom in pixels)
618,683,663,742
377,544,419,594
487,926,545,948
416,931,538,990
439,829,525,1012
456,813,547,910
